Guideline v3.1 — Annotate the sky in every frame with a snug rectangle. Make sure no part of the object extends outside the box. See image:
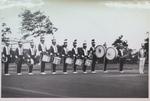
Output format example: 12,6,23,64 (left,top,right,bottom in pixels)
0,0,150,50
